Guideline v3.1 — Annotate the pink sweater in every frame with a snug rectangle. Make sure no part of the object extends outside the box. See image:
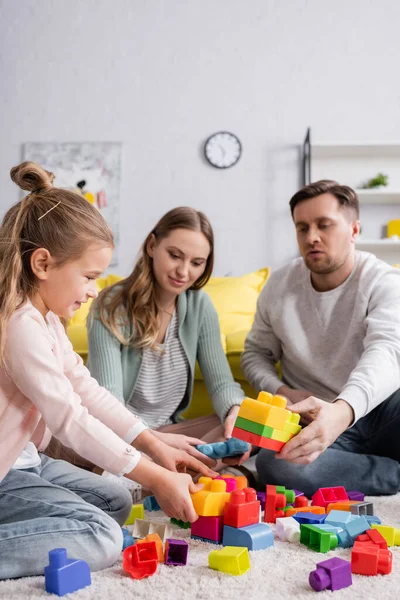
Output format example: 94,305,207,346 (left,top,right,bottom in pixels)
0,301,147,482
